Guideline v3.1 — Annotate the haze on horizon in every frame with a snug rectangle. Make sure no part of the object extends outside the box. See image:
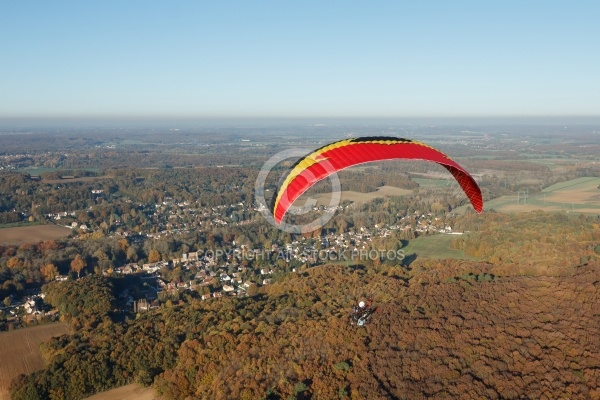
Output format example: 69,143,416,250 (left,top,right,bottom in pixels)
1,1,599,120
